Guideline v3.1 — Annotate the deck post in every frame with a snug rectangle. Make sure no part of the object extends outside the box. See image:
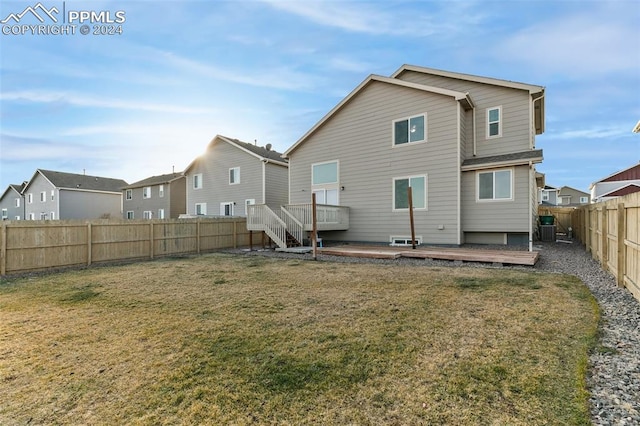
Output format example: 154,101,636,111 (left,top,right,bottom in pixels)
408,187,416,249
312,193,318,260
249,230,253,251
